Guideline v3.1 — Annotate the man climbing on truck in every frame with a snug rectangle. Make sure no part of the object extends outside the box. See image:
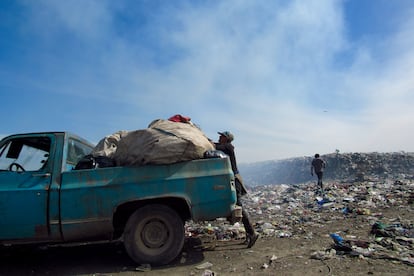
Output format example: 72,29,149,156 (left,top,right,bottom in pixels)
214,131,259,248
